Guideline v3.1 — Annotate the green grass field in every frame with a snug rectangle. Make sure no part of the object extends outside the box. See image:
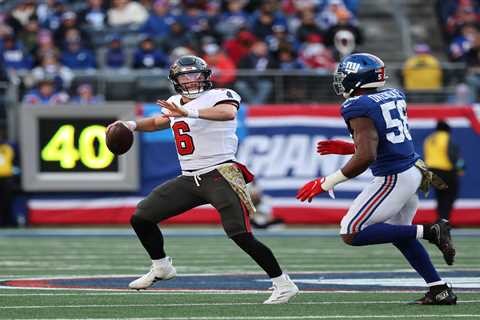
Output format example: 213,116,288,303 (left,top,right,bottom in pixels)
0,228,479,320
